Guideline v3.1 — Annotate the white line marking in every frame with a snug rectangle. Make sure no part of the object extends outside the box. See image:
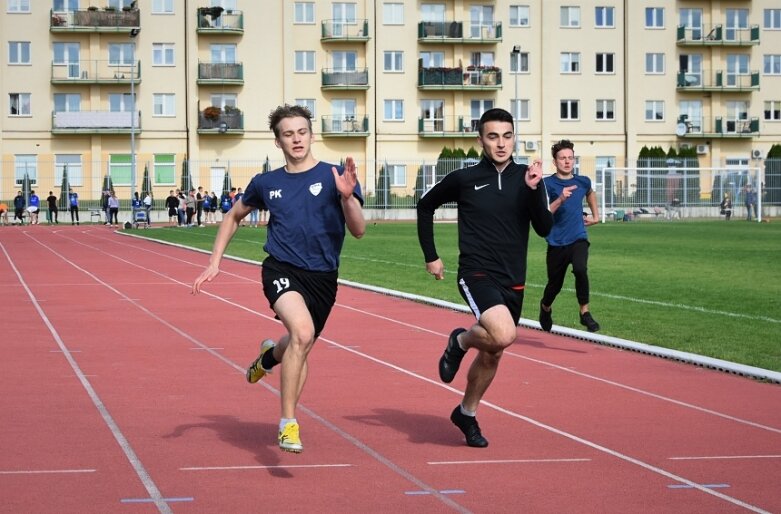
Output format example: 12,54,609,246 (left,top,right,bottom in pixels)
0,469,96,475
428,458,591,465
189,347,224,350
180,464,353,471
669,455,781,461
